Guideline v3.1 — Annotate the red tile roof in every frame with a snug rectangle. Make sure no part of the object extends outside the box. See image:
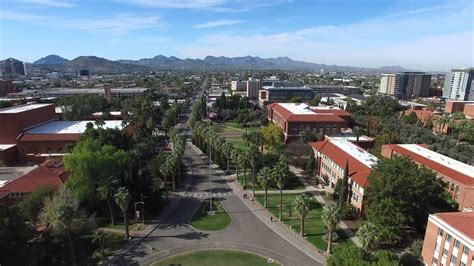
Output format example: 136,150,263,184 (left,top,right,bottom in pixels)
268,104,347,123
0,160,69,199
383,144,474,186
310,140,372,188
436,212,474,239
